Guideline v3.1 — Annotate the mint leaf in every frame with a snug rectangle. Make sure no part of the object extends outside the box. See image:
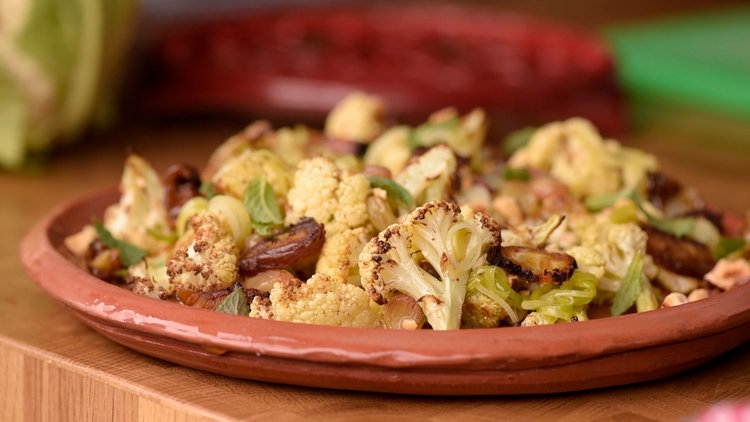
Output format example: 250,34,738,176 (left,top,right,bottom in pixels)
93,219,147,267
649,216,695,238
408,117,459,150
252,222,273,237
611,251,644,316
628,190,696,238
585,187,635,213
244,176,283,236
502,127,536,155
146,226,178,243
368,176,414,208
502,167,530,181
216,288,250,315
715,237,746,260
587,188,696,237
